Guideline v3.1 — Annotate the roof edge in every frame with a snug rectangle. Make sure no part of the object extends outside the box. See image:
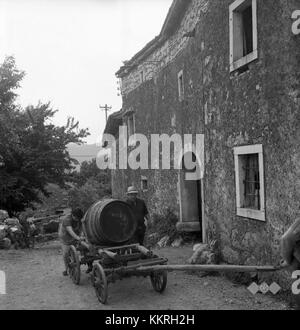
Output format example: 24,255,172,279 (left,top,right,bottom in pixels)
116,0,192,78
